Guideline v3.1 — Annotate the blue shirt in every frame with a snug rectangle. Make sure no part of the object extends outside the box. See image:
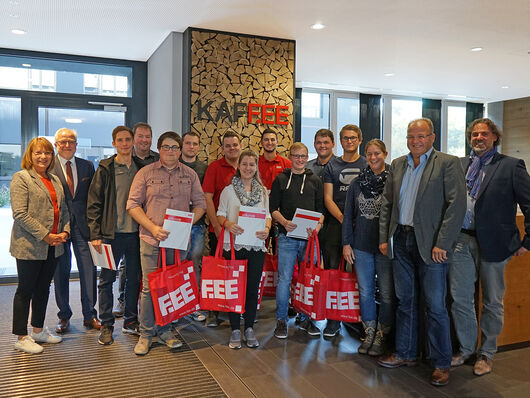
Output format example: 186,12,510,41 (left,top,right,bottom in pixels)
398,147,434,226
